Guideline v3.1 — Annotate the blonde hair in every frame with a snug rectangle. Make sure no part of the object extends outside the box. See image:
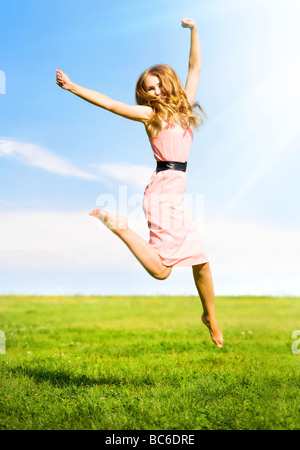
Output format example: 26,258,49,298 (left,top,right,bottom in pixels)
135,64,205,131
